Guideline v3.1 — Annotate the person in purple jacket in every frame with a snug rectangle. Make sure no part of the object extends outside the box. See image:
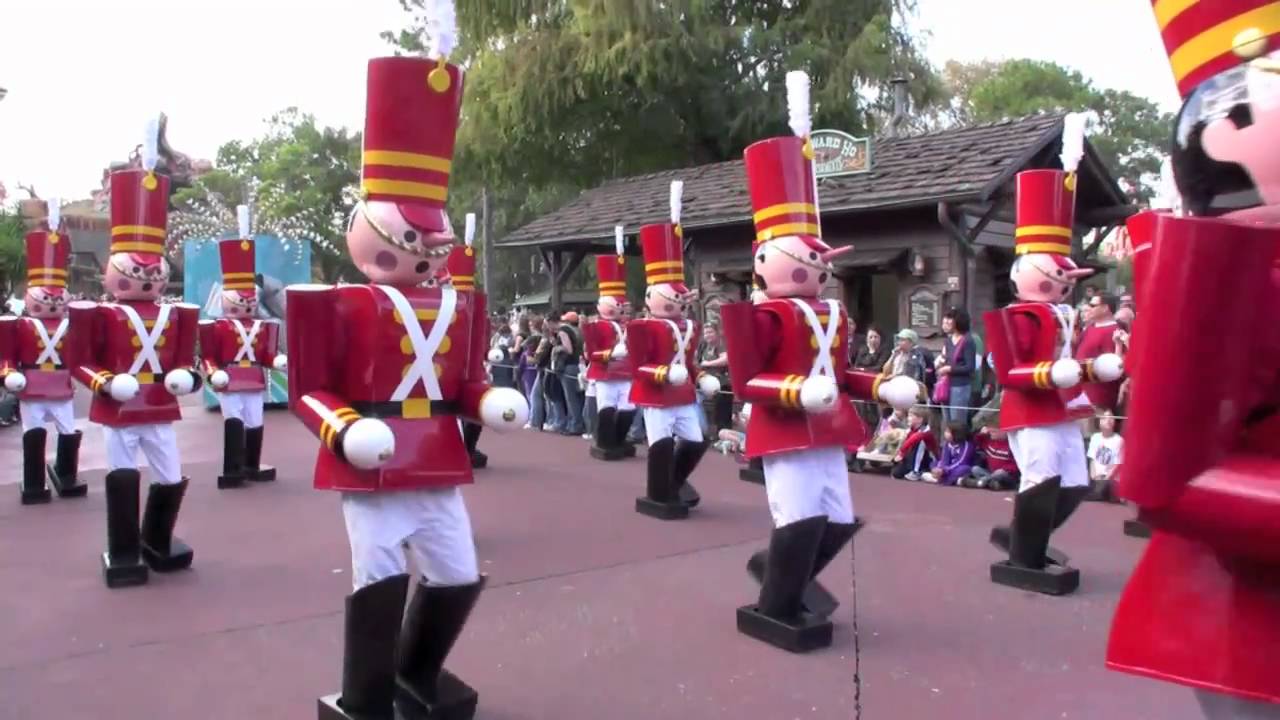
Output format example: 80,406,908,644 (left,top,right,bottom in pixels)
924,422,975,486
